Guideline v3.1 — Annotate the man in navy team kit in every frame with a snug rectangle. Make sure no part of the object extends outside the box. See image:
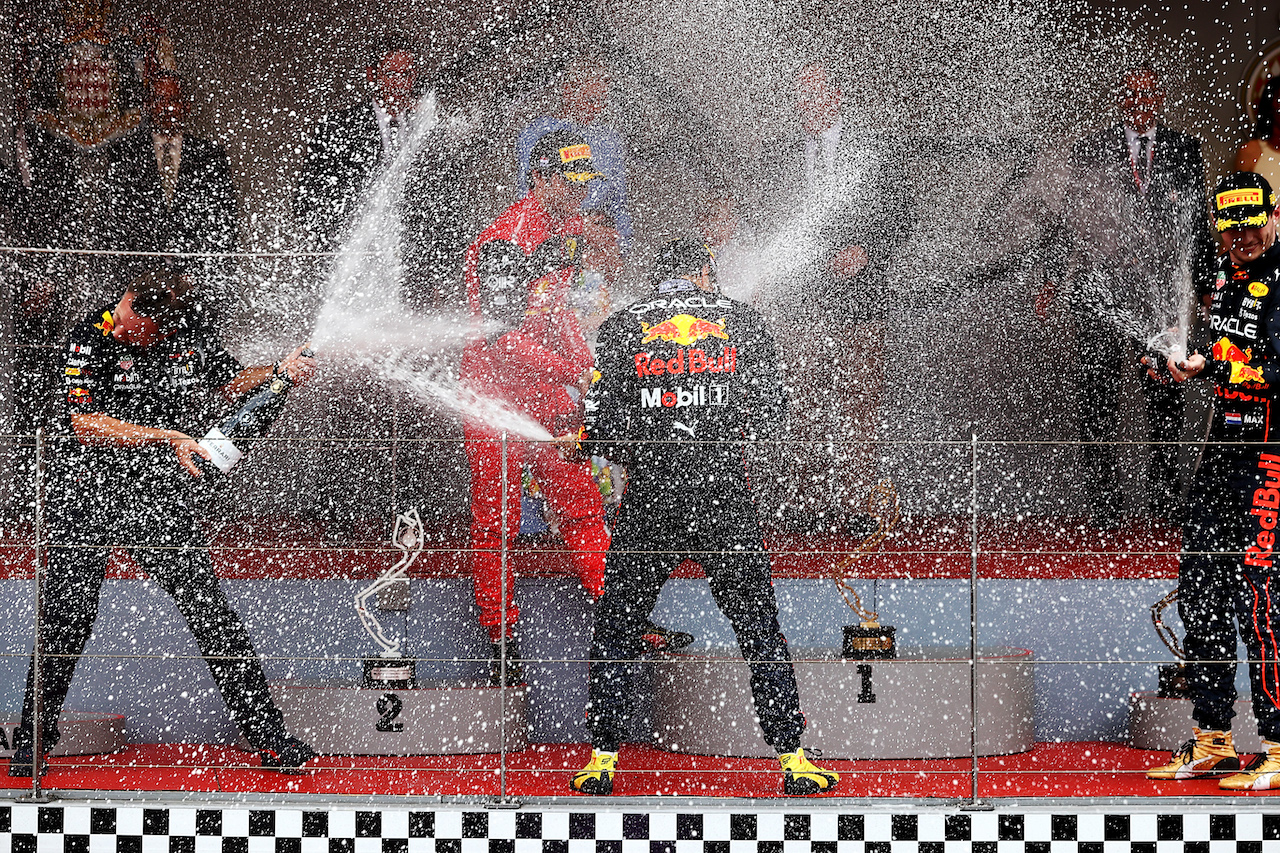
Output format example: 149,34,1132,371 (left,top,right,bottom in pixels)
564,239,839,797
8,269,317,778
1147,172,1280,791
